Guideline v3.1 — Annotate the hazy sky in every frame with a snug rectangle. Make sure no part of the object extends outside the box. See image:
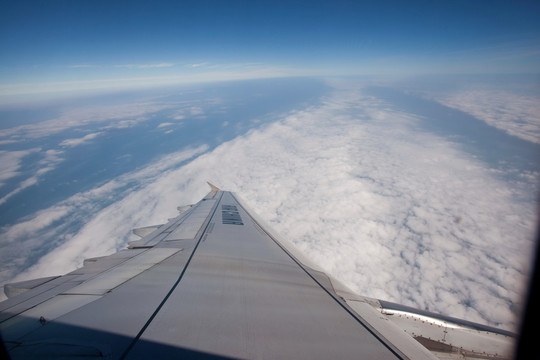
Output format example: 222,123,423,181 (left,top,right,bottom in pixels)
1,1,539,97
